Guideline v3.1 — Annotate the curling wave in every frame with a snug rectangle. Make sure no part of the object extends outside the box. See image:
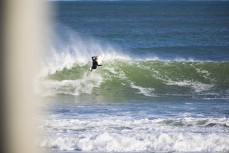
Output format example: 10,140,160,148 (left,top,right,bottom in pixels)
40,57,229,101
39,25,229,101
